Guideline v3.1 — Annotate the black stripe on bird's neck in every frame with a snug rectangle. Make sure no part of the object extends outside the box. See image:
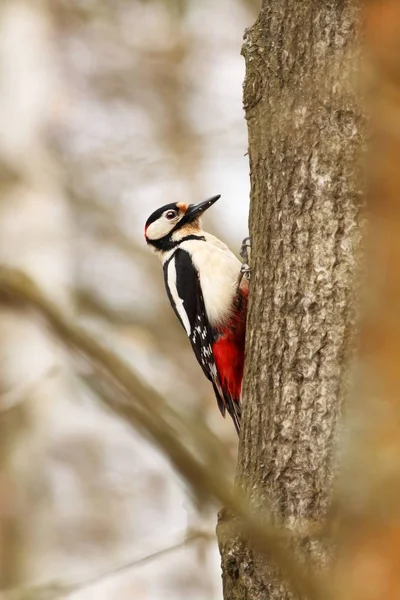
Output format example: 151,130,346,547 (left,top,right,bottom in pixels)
148,234,206,252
